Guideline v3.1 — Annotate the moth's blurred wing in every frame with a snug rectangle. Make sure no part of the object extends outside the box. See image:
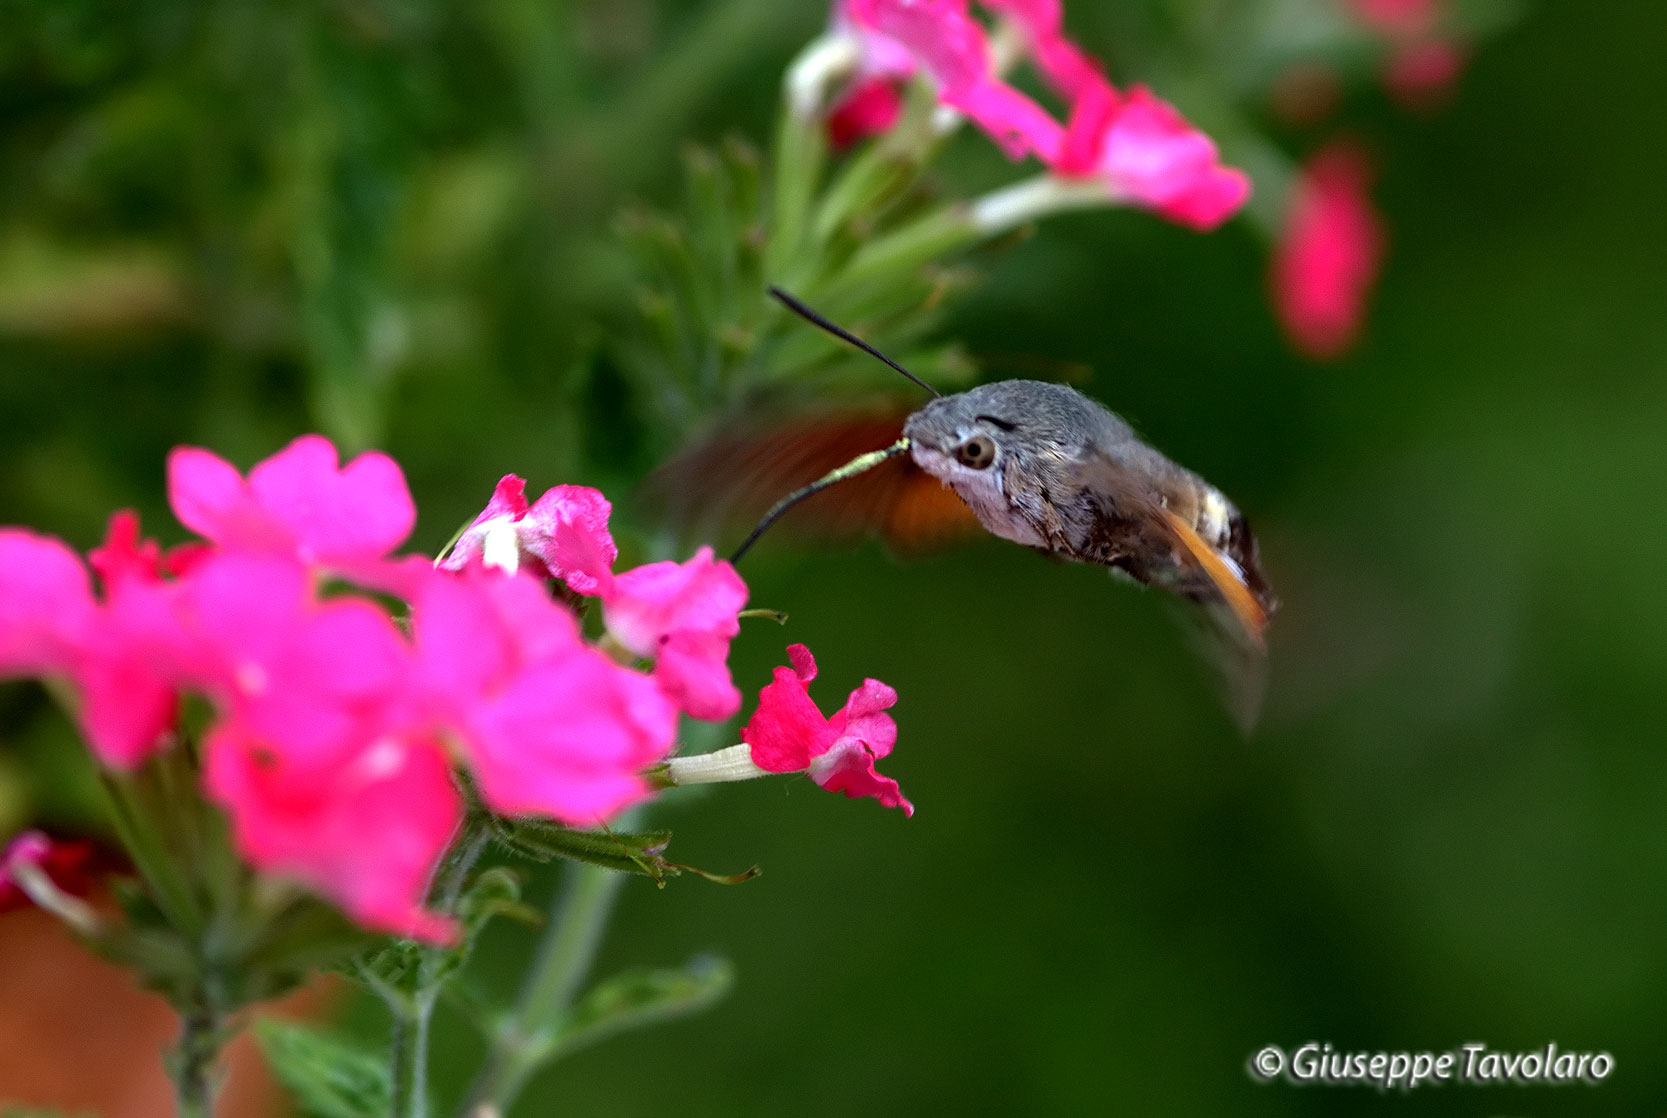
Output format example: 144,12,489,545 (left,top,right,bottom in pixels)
644,412,982,555
1154,508,1270,649
1165,595,1270,735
